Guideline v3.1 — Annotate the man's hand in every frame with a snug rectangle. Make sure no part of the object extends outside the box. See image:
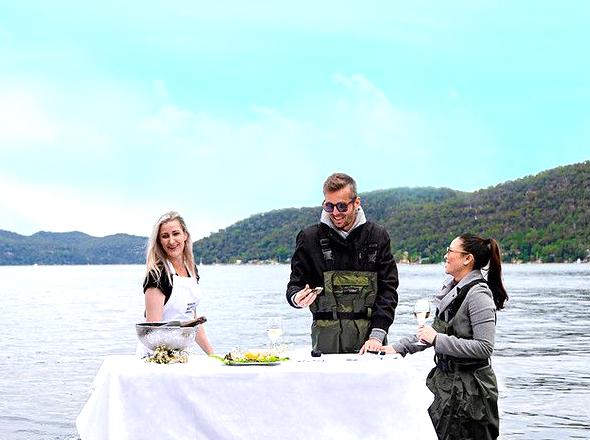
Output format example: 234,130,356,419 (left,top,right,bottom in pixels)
293,285,320,307
359,339,397,355
359,338,384,354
